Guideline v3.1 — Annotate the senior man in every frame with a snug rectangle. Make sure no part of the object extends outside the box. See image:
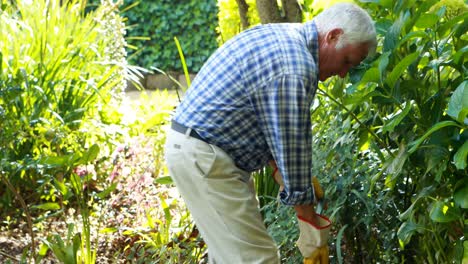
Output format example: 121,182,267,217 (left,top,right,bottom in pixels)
165,2,376,263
